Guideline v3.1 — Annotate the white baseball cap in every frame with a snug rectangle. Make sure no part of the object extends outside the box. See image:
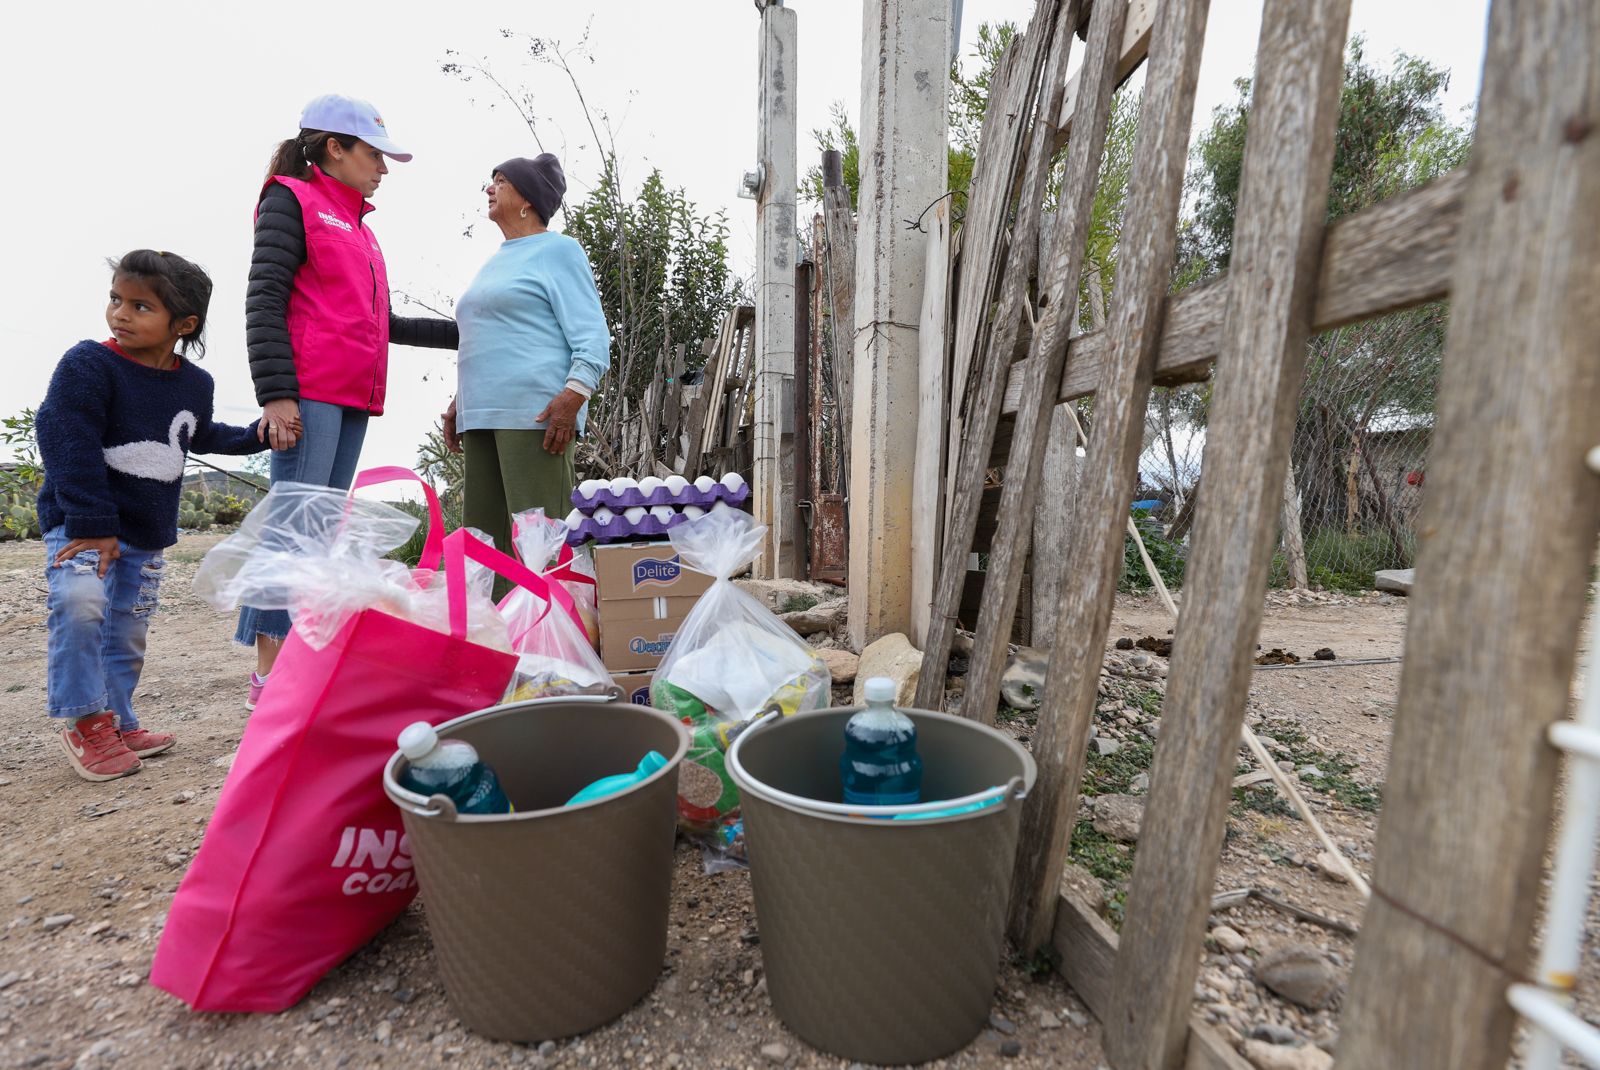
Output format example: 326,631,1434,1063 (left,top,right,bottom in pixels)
298,94,412,162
